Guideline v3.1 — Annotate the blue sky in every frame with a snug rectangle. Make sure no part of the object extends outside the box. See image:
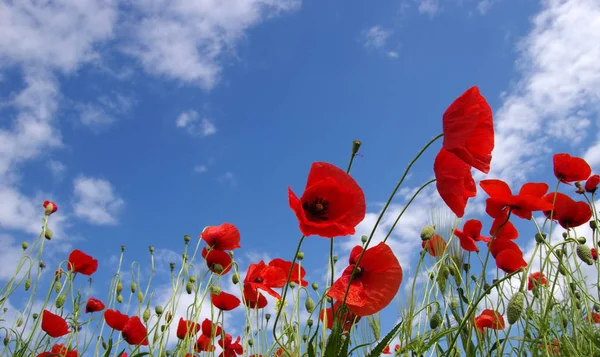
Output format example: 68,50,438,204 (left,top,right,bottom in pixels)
1,0,600,351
